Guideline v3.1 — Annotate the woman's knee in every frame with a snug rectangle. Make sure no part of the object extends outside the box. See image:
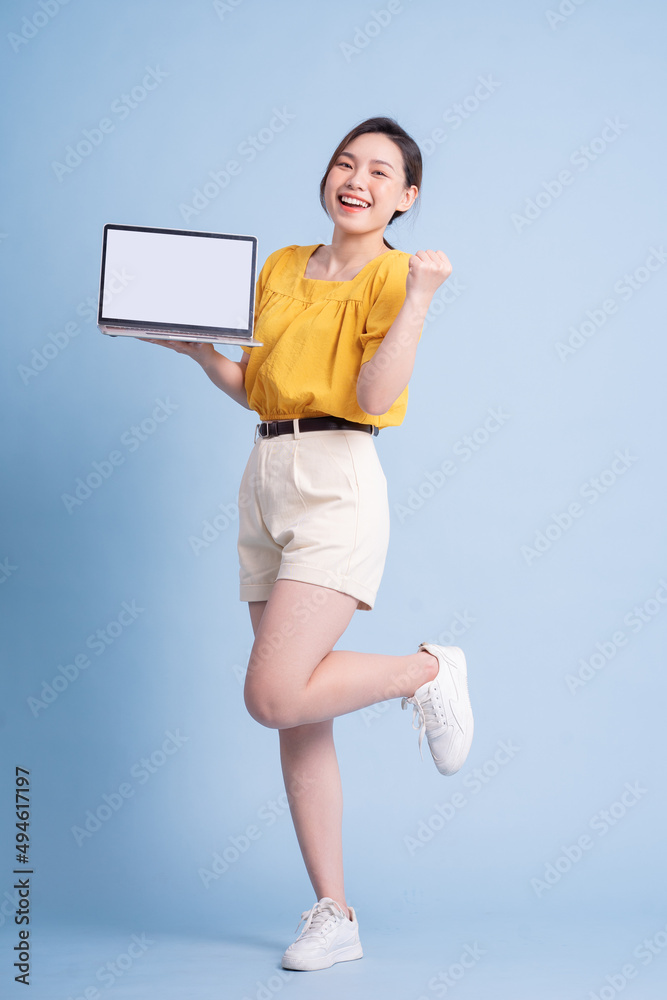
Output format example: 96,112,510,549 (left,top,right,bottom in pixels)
243,678,298,730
